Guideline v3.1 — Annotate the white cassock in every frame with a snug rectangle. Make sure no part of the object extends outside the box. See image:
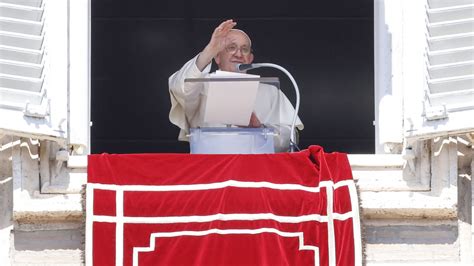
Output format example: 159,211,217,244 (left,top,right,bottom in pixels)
168,54,304,152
